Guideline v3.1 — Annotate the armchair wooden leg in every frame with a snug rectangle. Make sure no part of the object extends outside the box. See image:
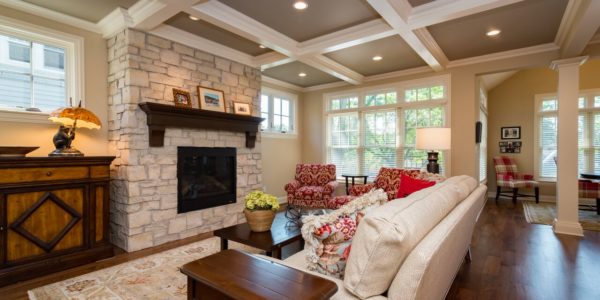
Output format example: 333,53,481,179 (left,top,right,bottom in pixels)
512,188,518,204
495,186,501,203
535,187,540,204
465,246,472,264
596,198,599,215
